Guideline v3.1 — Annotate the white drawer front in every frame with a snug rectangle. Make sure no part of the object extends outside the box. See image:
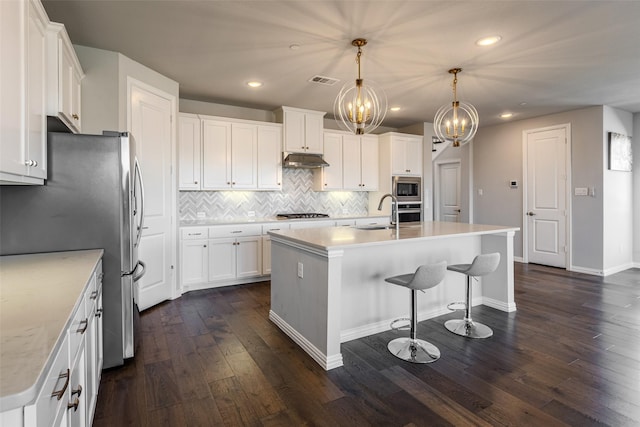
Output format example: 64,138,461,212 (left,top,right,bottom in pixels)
261,223,290,235
208,224,262,238
68,299,87,363
29,334,70,427
355,217,390,226
181,227,209,240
